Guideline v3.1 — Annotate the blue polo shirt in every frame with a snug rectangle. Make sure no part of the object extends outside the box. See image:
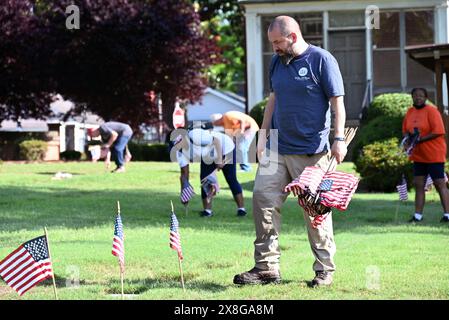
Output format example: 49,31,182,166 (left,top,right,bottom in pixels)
269,44,345,155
